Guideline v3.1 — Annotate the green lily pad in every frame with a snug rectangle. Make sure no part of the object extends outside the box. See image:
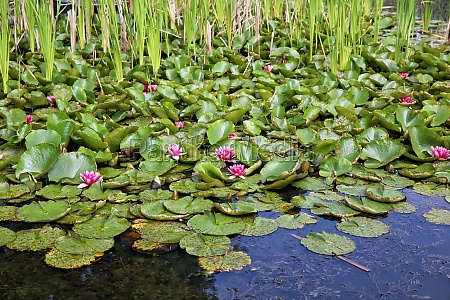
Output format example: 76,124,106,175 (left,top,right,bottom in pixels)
45,248,103,269
241,217,278,236
16,200,71,222
409,125,444,159
310,201,361,217
198,251,251,272
0,206,18,221
179,233,231,257
398,163,435,179
292,177,330,191
7,225,66,251
72,215,131,239
141,200,190,220
344,196,392,215
0,227,16,246
291,195,323,209
319,156,353,177
15,143,60,180
25,129,62,149
260,157,298,183
214,202,258,216
187,211,246,236
132,240,178,254
300,231,356,256
207,119,234,144
48,152,97,184
276,212,318,229
134,220,191,243
360,139,405,168
382,174,415,189
336,216,390,237
366,186,406,203
392,202,417,214
413,183,450,197
423,209,450,225
169,179,200,194
54,234,114,255
164,197,214,214
139,189,174,201
0,183,31,200
36,184,82,199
